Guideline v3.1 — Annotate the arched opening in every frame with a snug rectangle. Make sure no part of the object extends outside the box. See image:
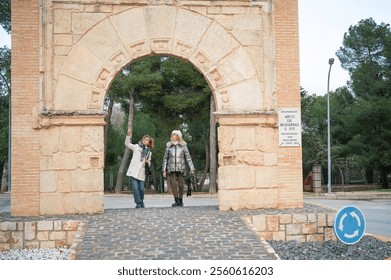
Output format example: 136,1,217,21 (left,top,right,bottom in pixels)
103,55,219,208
